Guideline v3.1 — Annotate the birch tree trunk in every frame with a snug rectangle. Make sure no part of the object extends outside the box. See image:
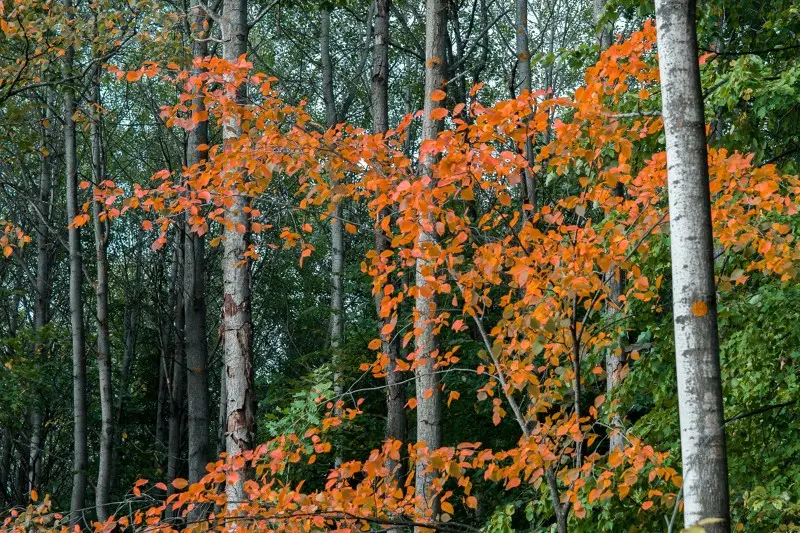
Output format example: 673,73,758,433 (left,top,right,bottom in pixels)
371,0,407,487
185,0,210,486
91,59,114,522
655,0,730,530
221,0,254,508
65,40,88,527
414,0,446,526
